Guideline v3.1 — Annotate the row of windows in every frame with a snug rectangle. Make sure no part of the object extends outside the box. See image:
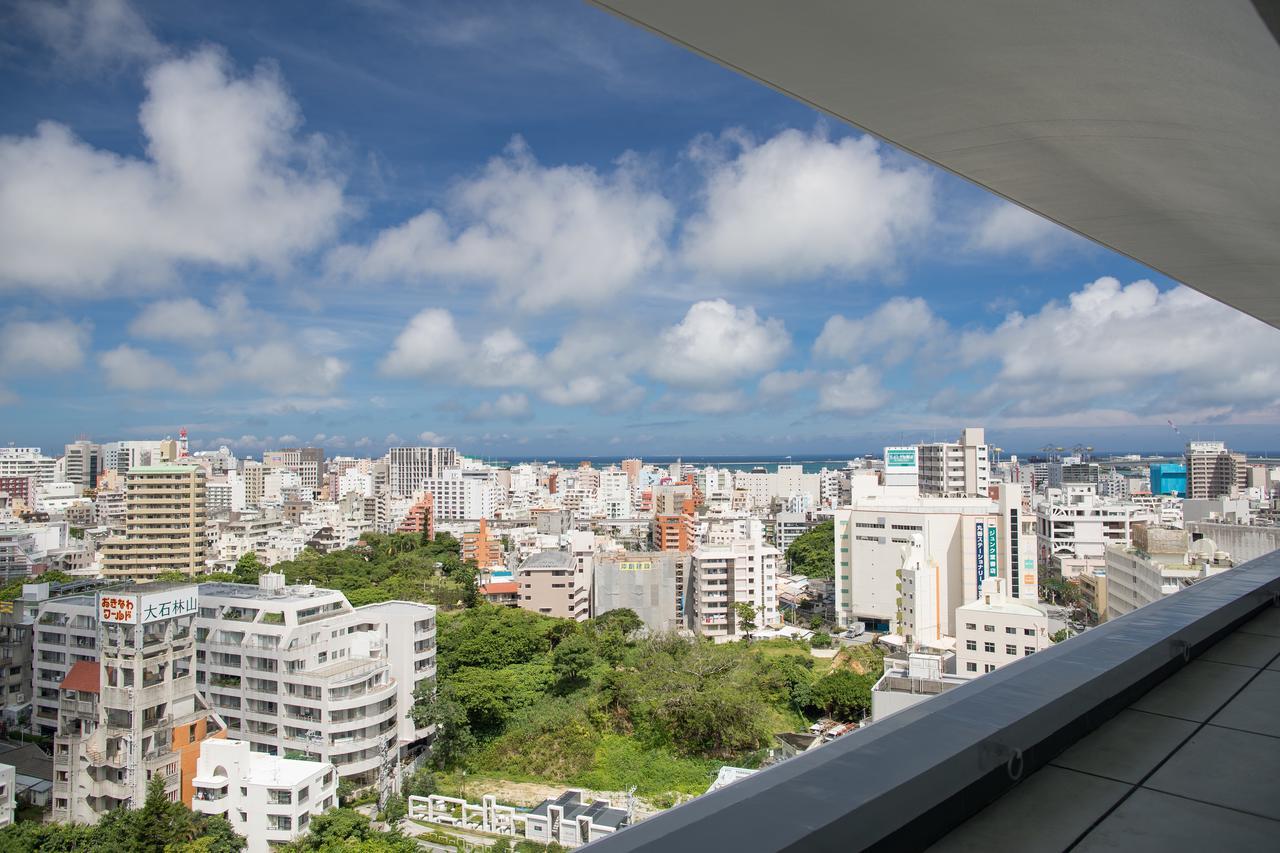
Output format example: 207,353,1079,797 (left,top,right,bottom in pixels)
965,622,1036,636
965,639,1037,656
